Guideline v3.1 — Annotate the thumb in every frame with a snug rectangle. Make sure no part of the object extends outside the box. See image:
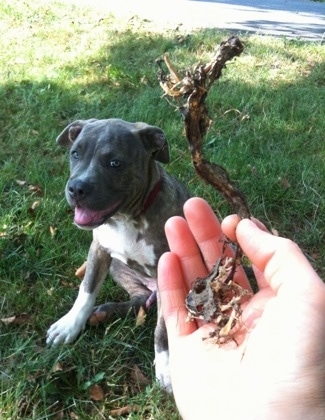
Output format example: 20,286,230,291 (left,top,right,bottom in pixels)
236,218,323,296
